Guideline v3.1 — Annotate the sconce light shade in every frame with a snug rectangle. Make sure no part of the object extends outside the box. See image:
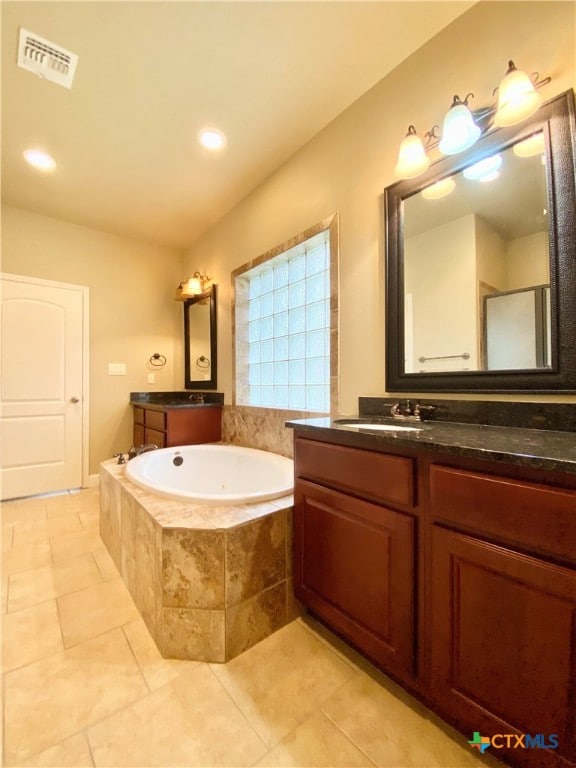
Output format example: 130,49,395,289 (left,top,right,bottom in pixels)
438,95,481,156
175,271,210,301
394,126,430,179
493,61,543,128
